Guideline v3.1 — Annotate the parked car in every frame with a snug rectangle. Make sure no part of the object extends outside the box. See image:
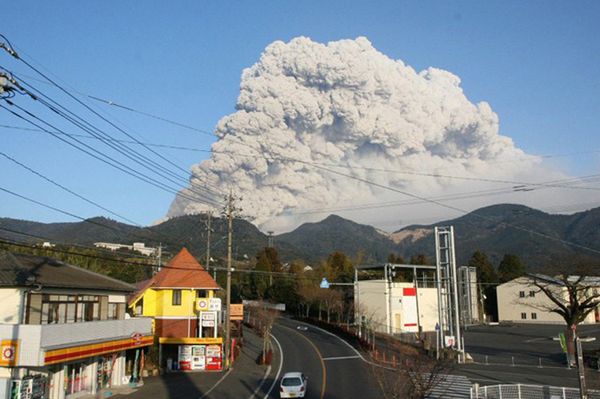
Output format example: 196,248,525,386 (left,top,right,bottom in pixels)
280,371,308,398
